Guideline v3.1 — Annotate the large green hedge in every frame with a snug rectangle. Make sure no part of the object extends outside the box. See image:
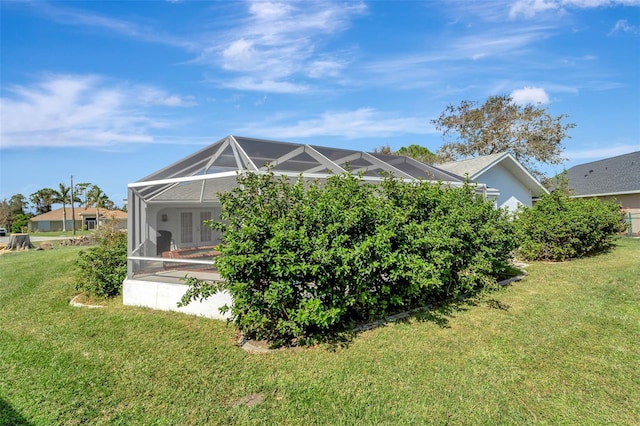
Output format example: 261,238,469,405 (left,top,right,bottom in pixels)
181,172,517,345
515,190,627,261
